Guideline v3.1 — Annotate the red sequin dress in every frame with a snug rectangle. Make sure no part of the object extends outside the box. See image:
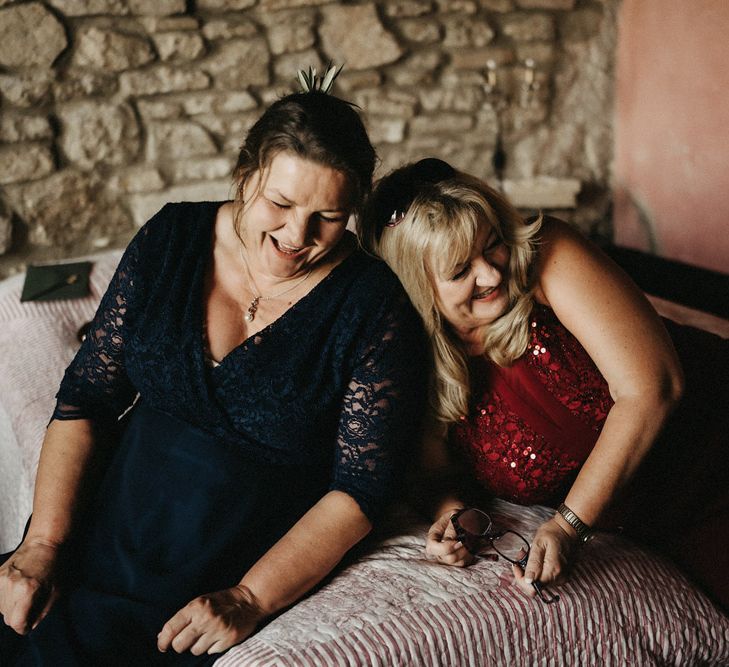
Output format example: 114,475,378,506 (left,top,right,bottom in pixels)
451,305,613,506
450,304,729,610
